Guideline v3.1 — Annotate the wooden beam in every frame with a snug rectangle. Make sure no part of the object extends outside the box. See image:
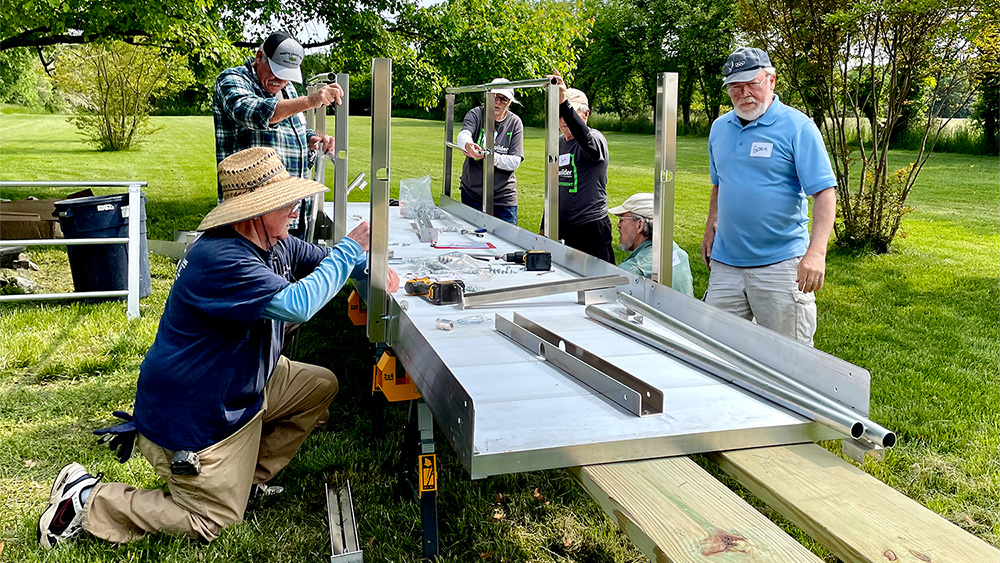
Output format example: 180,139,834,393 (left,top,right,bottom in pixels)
710,444,999,563
570,456,824,562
